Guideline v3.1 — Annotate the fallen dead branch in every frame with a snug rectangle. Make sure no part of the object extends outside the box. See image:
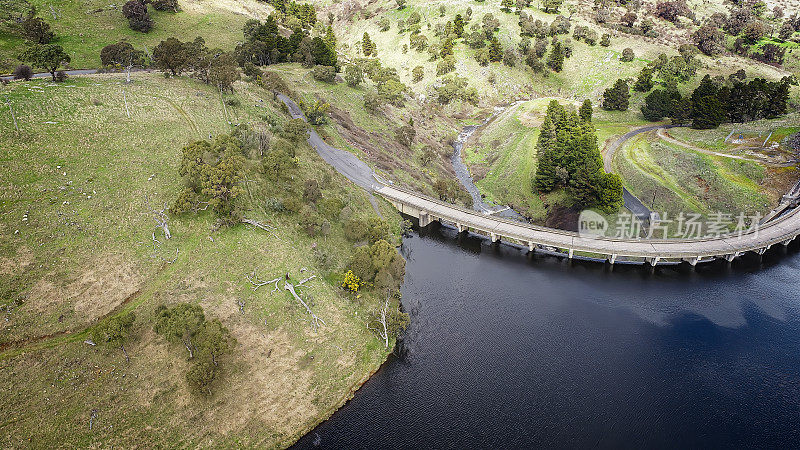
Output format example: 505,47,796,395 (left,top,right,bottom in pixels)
285,281,325,329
